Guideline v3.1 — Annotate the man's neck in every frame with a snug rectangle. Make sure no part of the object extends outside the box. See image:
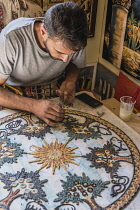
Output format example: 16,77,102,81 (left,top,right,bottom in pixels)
34,21,46,51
